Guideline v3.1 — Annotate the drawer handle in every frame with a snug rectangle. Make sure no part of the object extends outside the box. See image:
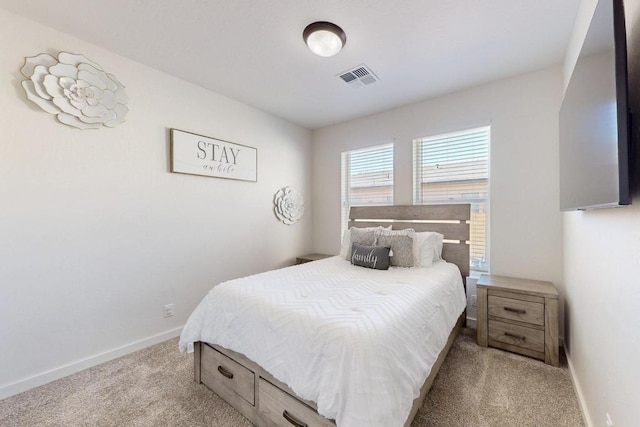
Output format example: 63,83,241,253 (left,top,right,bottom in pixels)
283,410,308,427
217,365,234,379
504,307,526,315
504,332,526,343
